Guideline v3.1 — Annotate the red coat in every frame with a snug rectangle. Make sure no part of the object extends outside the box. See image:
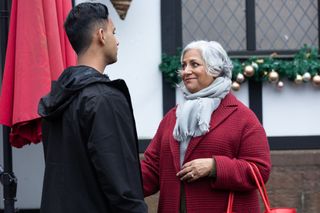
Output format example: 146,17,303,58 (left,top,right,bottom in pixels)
141,93,271,213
